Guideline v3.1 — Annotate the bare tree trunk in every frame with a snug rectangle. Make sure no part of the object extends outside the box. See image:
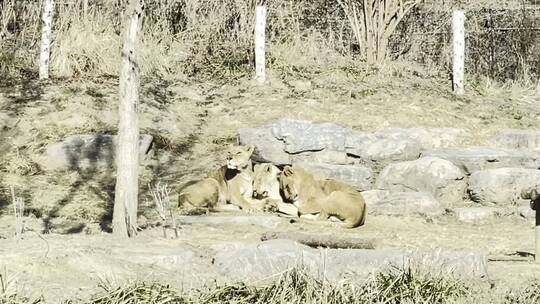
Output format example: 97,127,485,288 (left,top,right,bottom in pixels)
113,0,144,238
254,5,267,84
452,10,466,95
39,0,54,80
